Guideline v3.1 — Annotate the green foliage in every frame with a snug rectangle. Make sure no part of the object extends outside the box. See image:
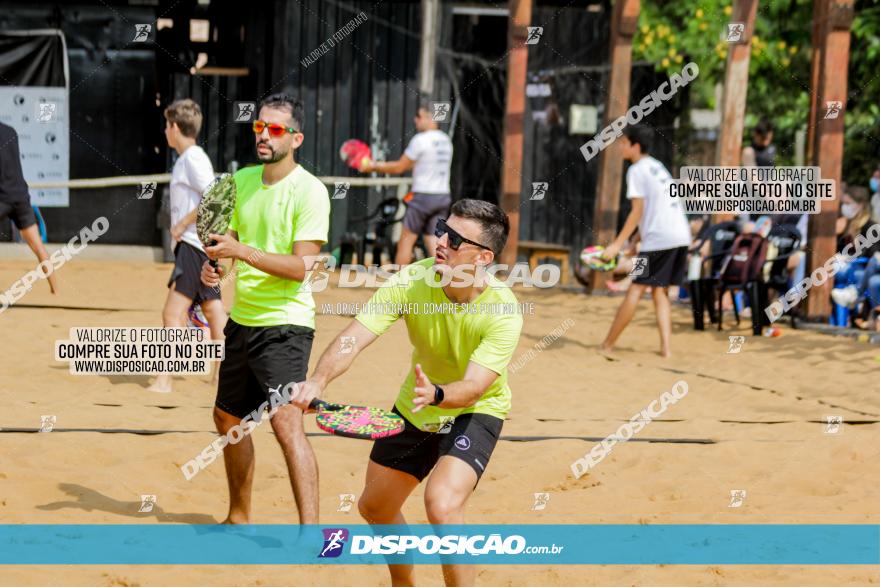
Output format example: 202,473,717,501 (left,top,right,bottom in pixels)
632,0,879,184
